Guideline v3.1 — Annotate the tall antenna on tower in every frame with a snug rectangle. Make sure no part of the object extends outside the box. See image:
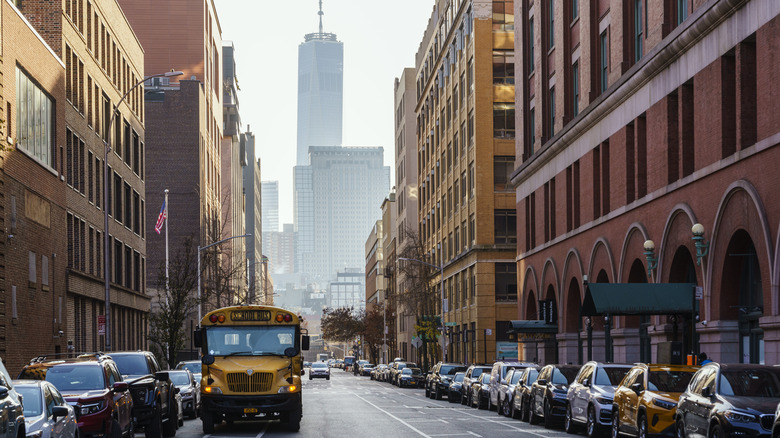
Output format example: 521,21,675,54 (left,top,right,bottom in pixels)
318,0,324,34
